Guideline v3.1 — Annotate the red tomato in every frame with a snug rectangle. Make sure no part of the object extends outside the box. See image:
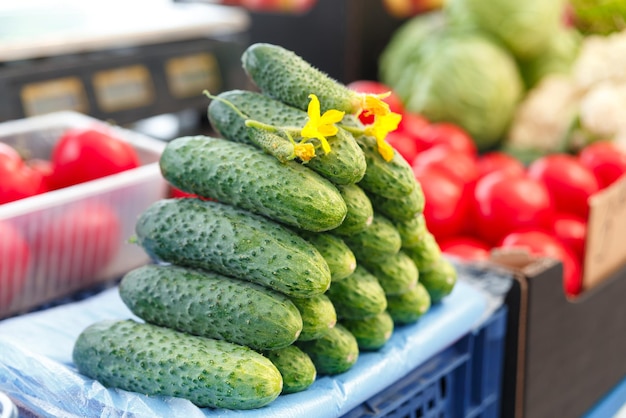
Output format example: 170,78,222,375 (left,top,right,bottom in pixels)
27,158,54,194
0,142,22,168
578,141,626,189
499,229,582,296
386,130,419,164
412,146,479,189
472,171,554,245
415,123,477,156
527,154,599,220
553,212,587,262
415,166,469,241
346,80,404,125
439,236,491,261
32,202,121,286
0,152,44,204
396,112,430,147
48,128,140,190
170,186,198,199
476,151,526,179
0,221,30,308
